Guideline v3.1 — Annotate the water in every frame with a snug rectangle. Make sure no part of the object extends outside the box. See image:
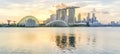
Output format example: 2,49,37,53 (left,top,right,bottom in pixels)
0,27,120,54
